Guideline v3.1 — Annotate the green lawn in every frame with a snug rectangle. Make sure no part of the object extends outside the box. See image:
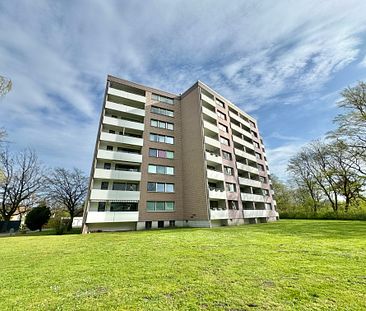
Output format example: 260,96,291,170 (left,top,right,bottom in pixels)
1,220,365,310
